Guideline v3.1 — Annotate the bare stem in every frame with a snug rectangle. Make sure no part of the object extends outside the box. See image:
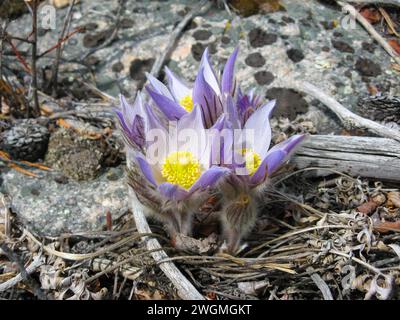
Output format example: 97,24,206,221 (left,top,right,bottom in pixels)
31,0,40,117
